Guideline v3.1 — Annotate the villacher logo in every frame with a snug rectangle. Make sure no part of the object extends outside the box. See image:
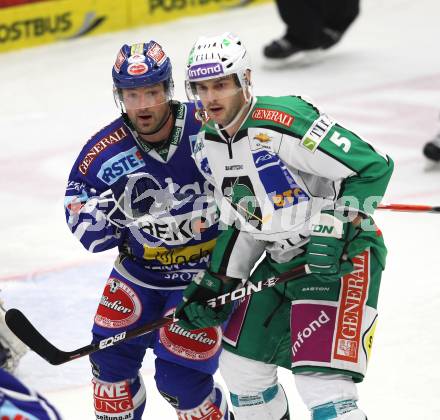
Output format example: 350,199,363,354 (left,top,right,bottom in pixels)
159,308,221,360
94,278,142,329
